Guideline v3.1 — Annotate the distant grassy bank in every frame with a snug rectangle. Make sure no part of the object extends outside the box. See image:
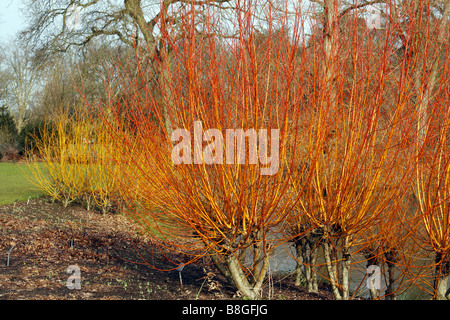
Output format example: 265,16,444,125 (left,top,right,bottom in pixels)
0,162,43,205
